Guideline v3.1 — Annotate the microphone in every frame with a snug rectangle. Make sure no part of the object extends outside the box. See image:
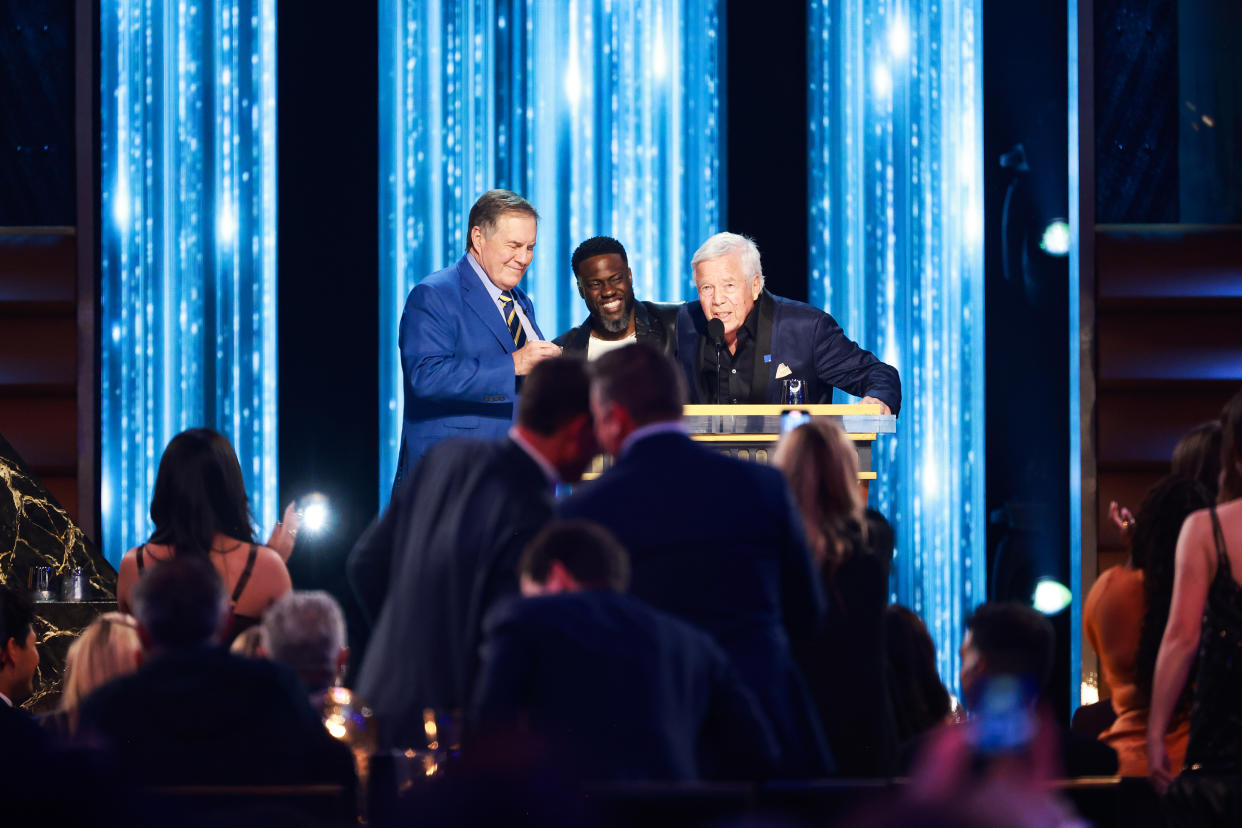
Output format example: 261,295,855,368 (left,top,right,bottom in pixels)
707,318,726,403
